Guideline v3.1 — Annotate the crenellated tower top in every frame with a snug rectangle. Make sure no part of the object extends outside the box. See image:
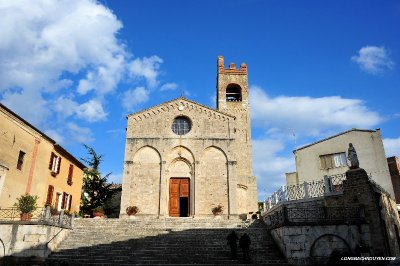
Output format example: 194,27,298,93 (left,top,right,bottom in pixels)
216,56,249,112
217,56,247,75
